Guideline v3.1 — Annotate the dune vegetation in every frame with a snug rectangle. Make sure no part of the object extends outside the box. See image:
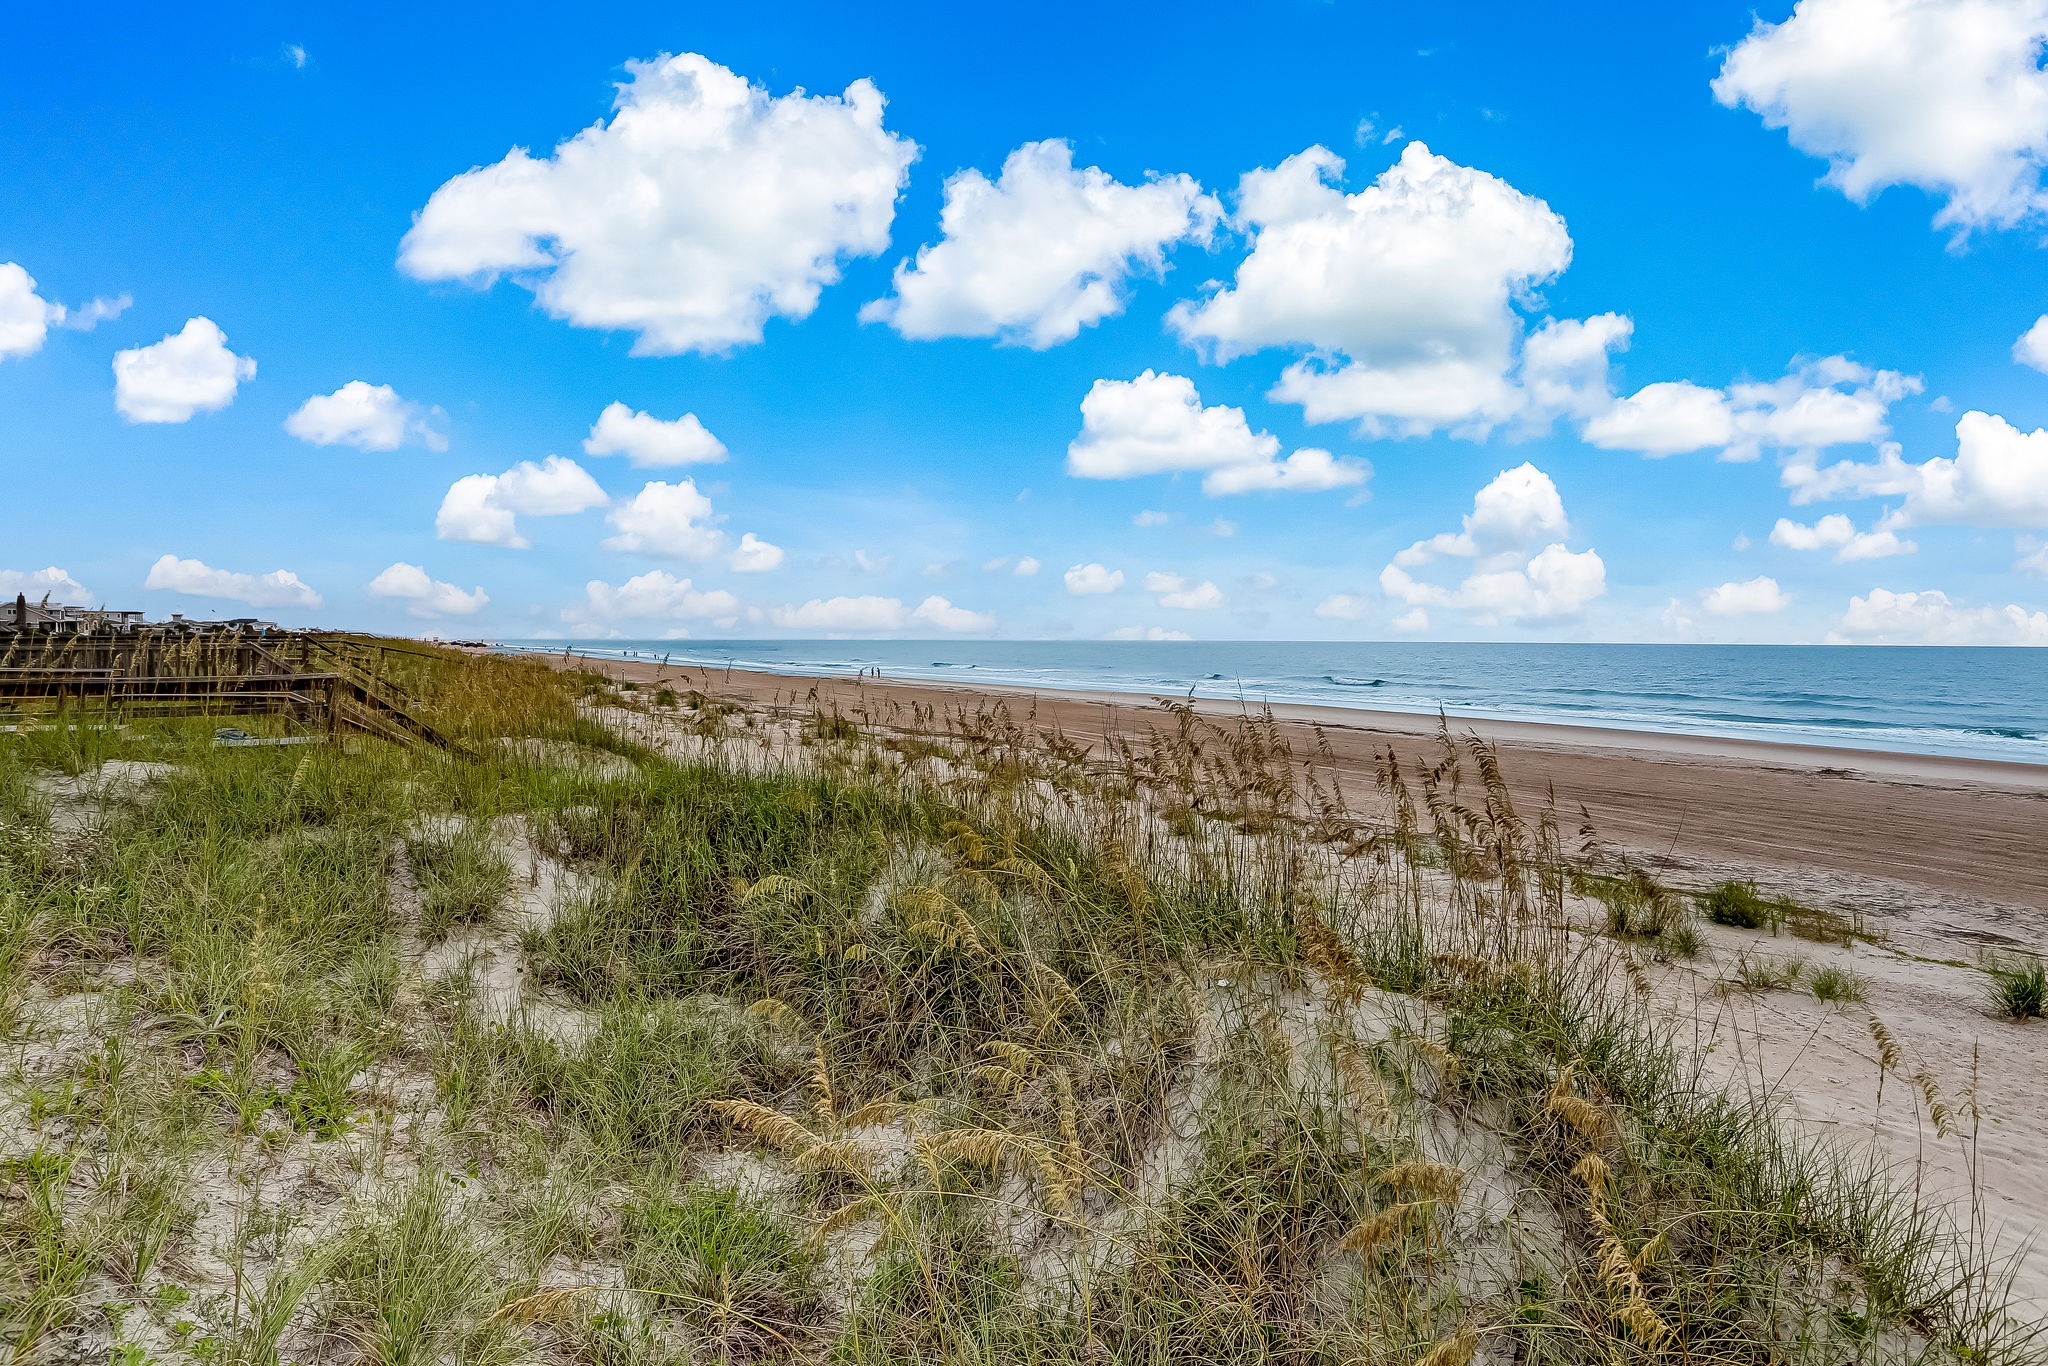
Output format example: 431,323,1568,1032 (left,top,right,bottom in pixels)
0,646,2038,1365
